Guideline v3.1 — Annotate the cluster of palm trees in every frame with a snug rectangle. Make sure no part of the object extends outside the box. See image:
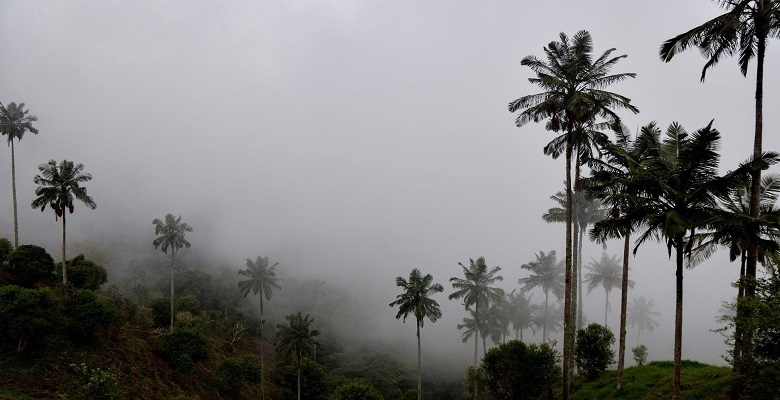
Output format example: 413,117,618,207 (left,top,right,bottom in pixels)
509,1,780,397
